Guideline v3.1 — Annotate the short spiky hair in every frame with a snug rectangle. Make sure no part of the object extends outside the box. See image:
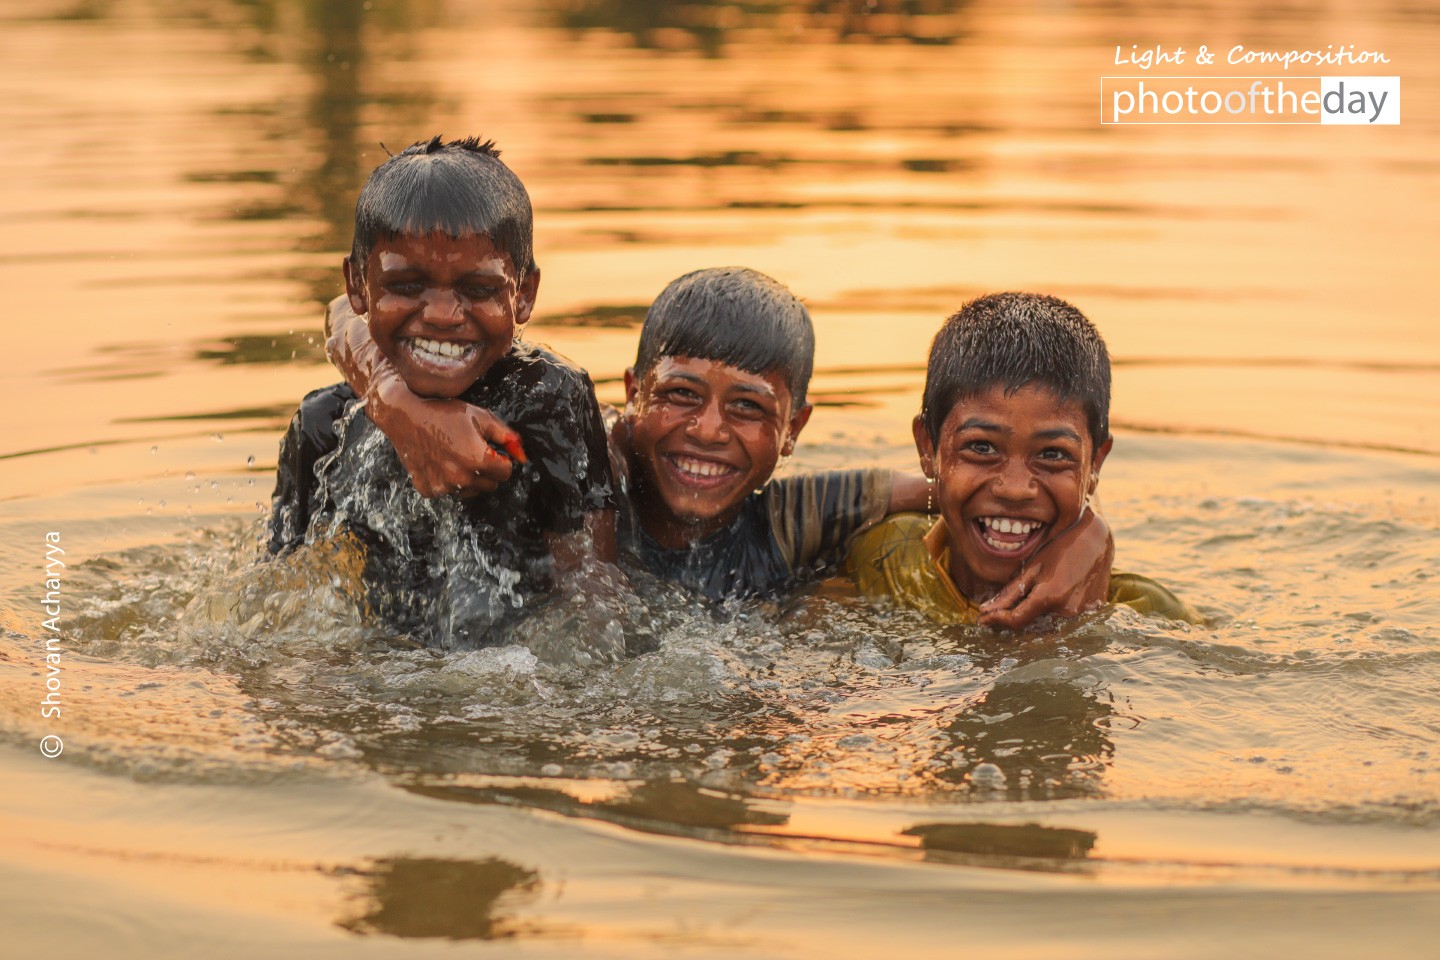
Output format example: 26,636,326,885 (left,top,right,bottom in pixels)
349,135,534,277
921,292,1111,445
634,267,815,409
